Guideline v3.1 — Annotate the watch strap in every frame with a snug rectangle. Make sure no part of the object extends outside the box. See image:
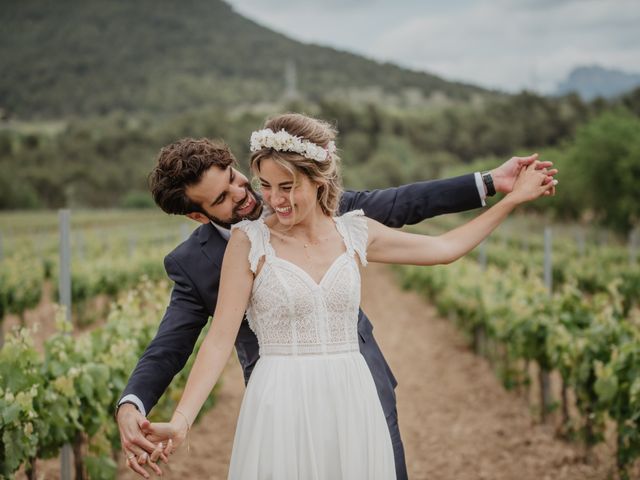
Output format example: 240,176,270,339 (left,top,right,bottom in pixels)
481,171,496,197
